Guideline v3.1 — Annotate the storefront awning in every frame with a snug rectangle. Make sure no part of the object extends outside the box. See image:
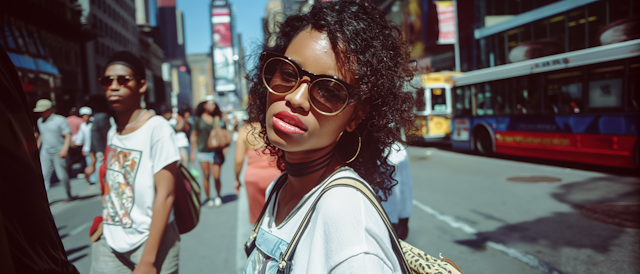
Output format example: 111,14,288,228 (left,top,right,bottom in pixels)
6,51,59,75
